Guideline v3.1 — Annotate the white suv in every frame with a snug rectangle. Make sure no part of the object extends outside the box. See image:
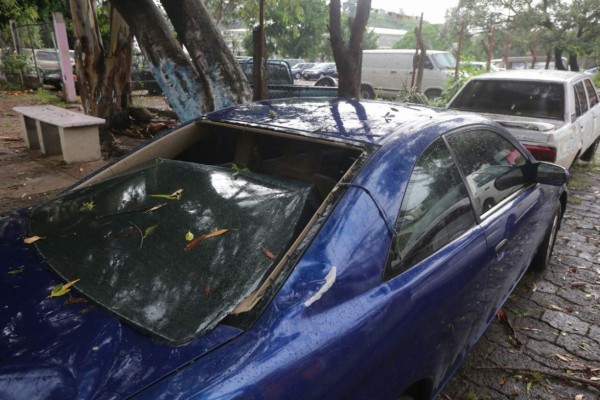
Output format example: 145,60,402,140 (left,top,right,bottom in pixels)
448,70,600,168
